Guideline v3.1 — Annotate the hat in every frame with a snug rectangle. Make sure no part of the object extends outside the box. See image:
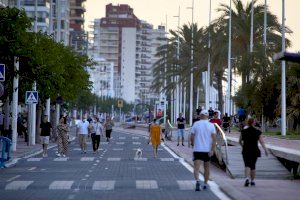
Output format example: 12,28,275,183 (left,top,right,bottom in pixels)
200,110,209,116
